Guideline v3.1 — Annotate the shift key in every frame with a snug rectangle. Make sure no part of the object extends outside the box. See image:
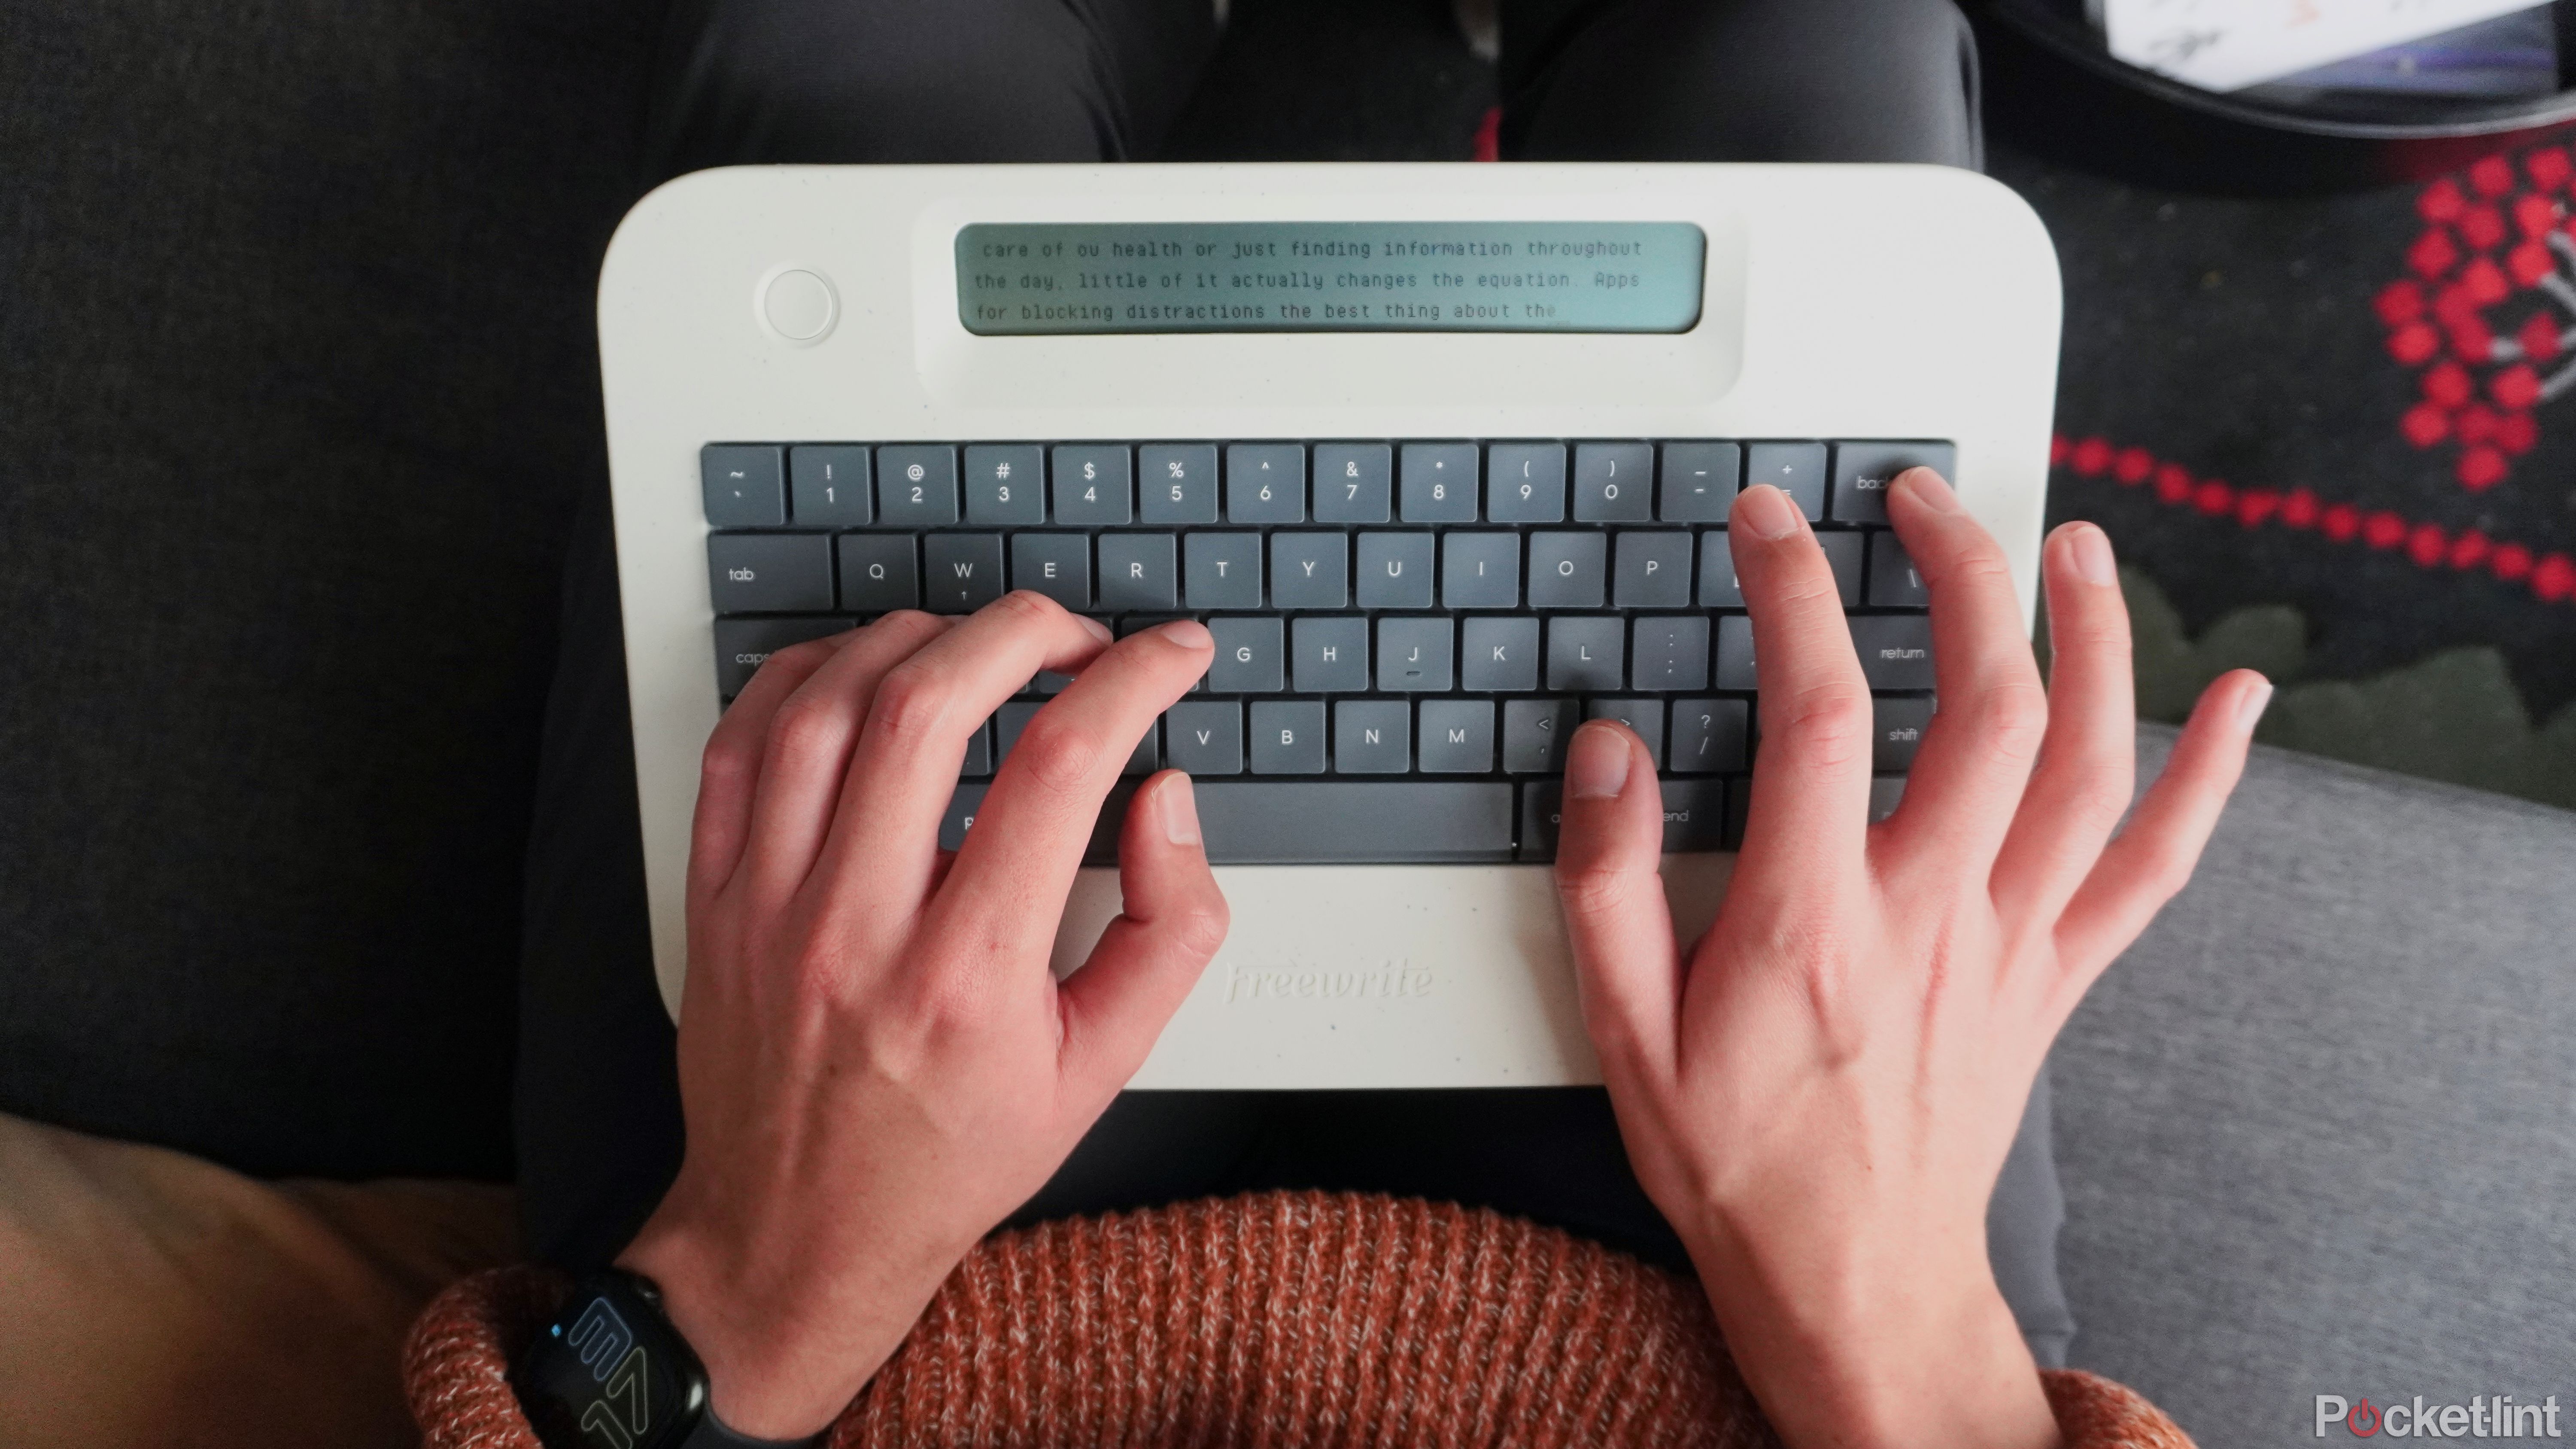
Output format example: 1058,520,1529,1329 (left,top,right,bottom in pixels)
1849,615,1935,690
